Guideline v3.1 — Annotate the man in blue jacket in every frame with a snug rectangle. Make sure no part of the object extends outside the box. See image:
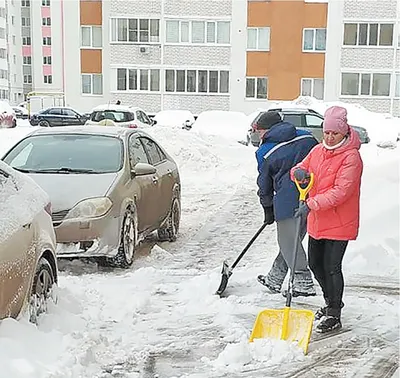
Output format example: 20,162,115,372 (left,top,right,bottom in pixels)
255,111,318,297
